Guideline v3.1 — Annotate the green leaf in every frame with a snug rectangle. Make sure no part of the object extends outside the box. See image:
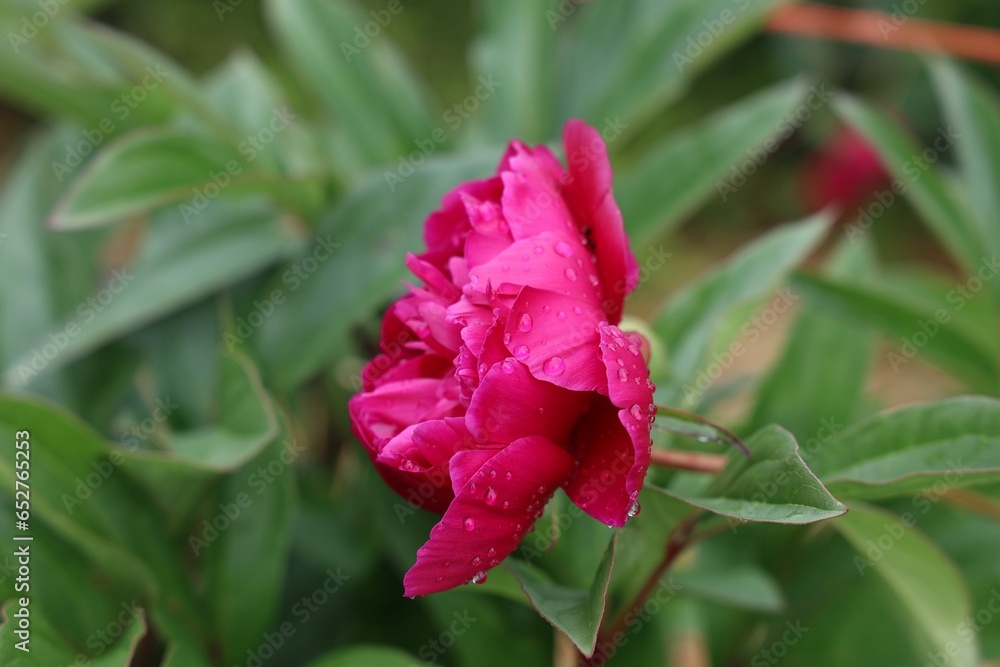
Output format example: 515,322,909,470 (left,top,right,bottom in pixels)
0,132,71,399
201,431,297,666
118,355,282,526
255,150,498,391
505,533,617,657
834,93,985,277
929,59,1000,261
789,272,999,390
805,396,1000,500
835,503,978,667
665,425,846,524
560,0,789,131
0,4,229,137
748,238,876,439
304,646,420,667
265,0,436,166
469,0,558,144
619,78,813,241
51,130,249,229
653,213,830,405
4,200,299,387
672,561,785,612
